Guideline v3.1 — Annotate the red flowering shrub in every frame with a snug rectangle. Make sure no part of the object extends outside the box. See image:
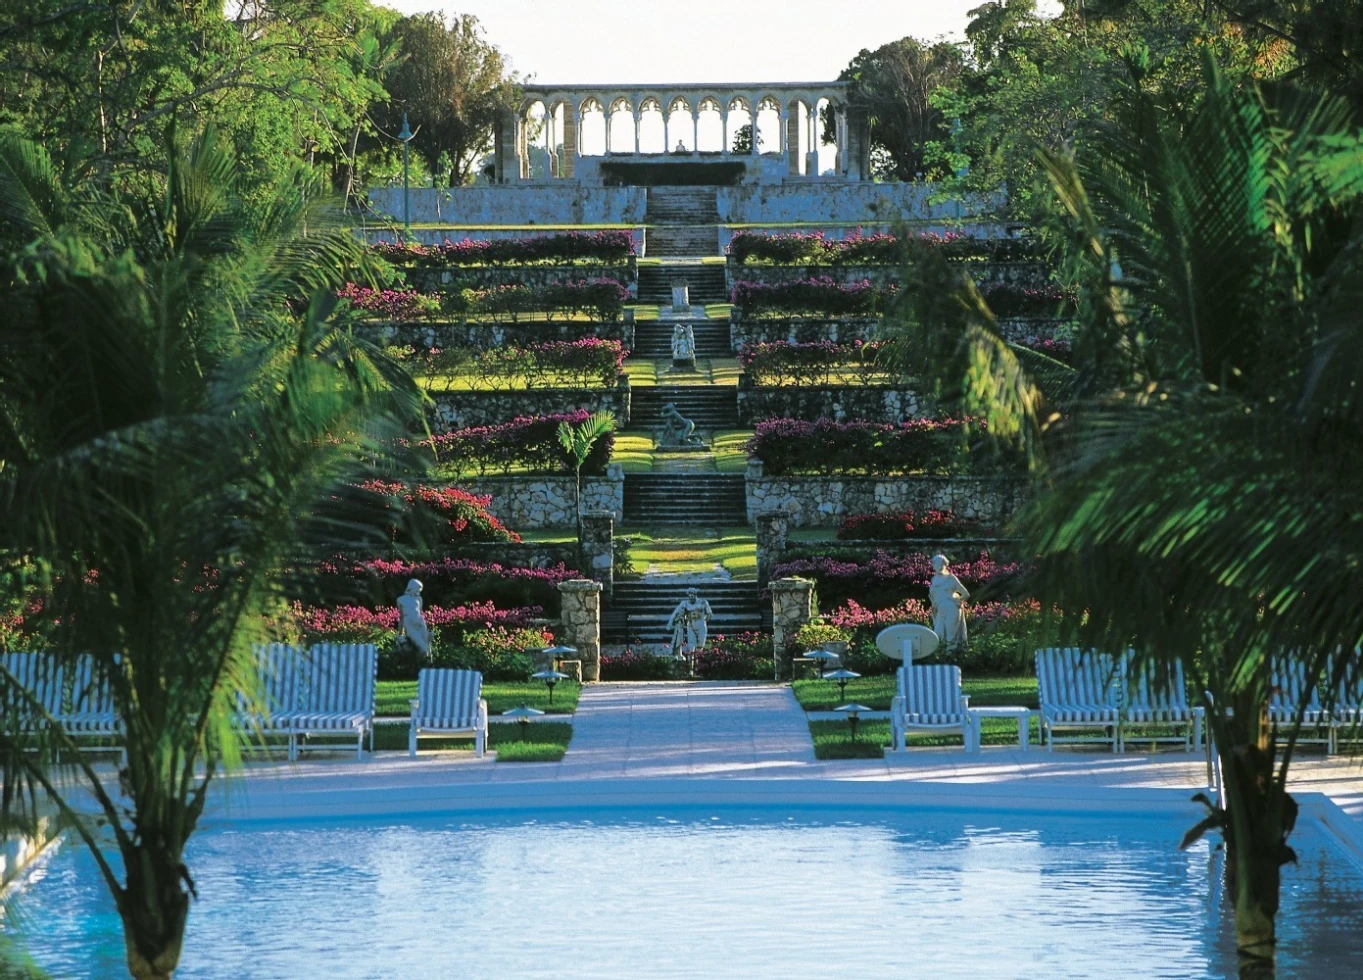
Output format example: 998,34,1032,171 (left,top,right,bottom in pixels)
600,649,679,680
416,411,615,476
693,632,774,680
727,230,1042,265
370,231,634,267
730,277,891,317
294,601,540,645
979,282,1076,317
464,279,630,320
771,550,1021,610
336,283,442,320
836,509,987,541
737,340,885,385
349,557,579,609
746,417,971,476
473,338,627,389
360,481,520,551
